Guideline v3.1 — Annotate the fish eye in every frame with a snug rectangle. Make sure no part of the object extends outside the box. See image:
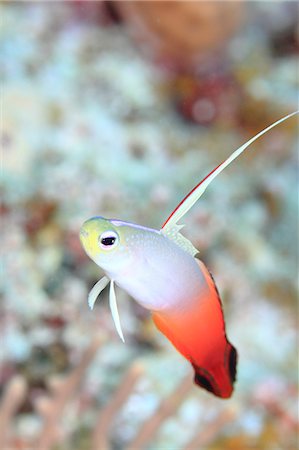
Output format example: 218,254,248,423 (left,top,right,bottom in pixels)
98,230,119,250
